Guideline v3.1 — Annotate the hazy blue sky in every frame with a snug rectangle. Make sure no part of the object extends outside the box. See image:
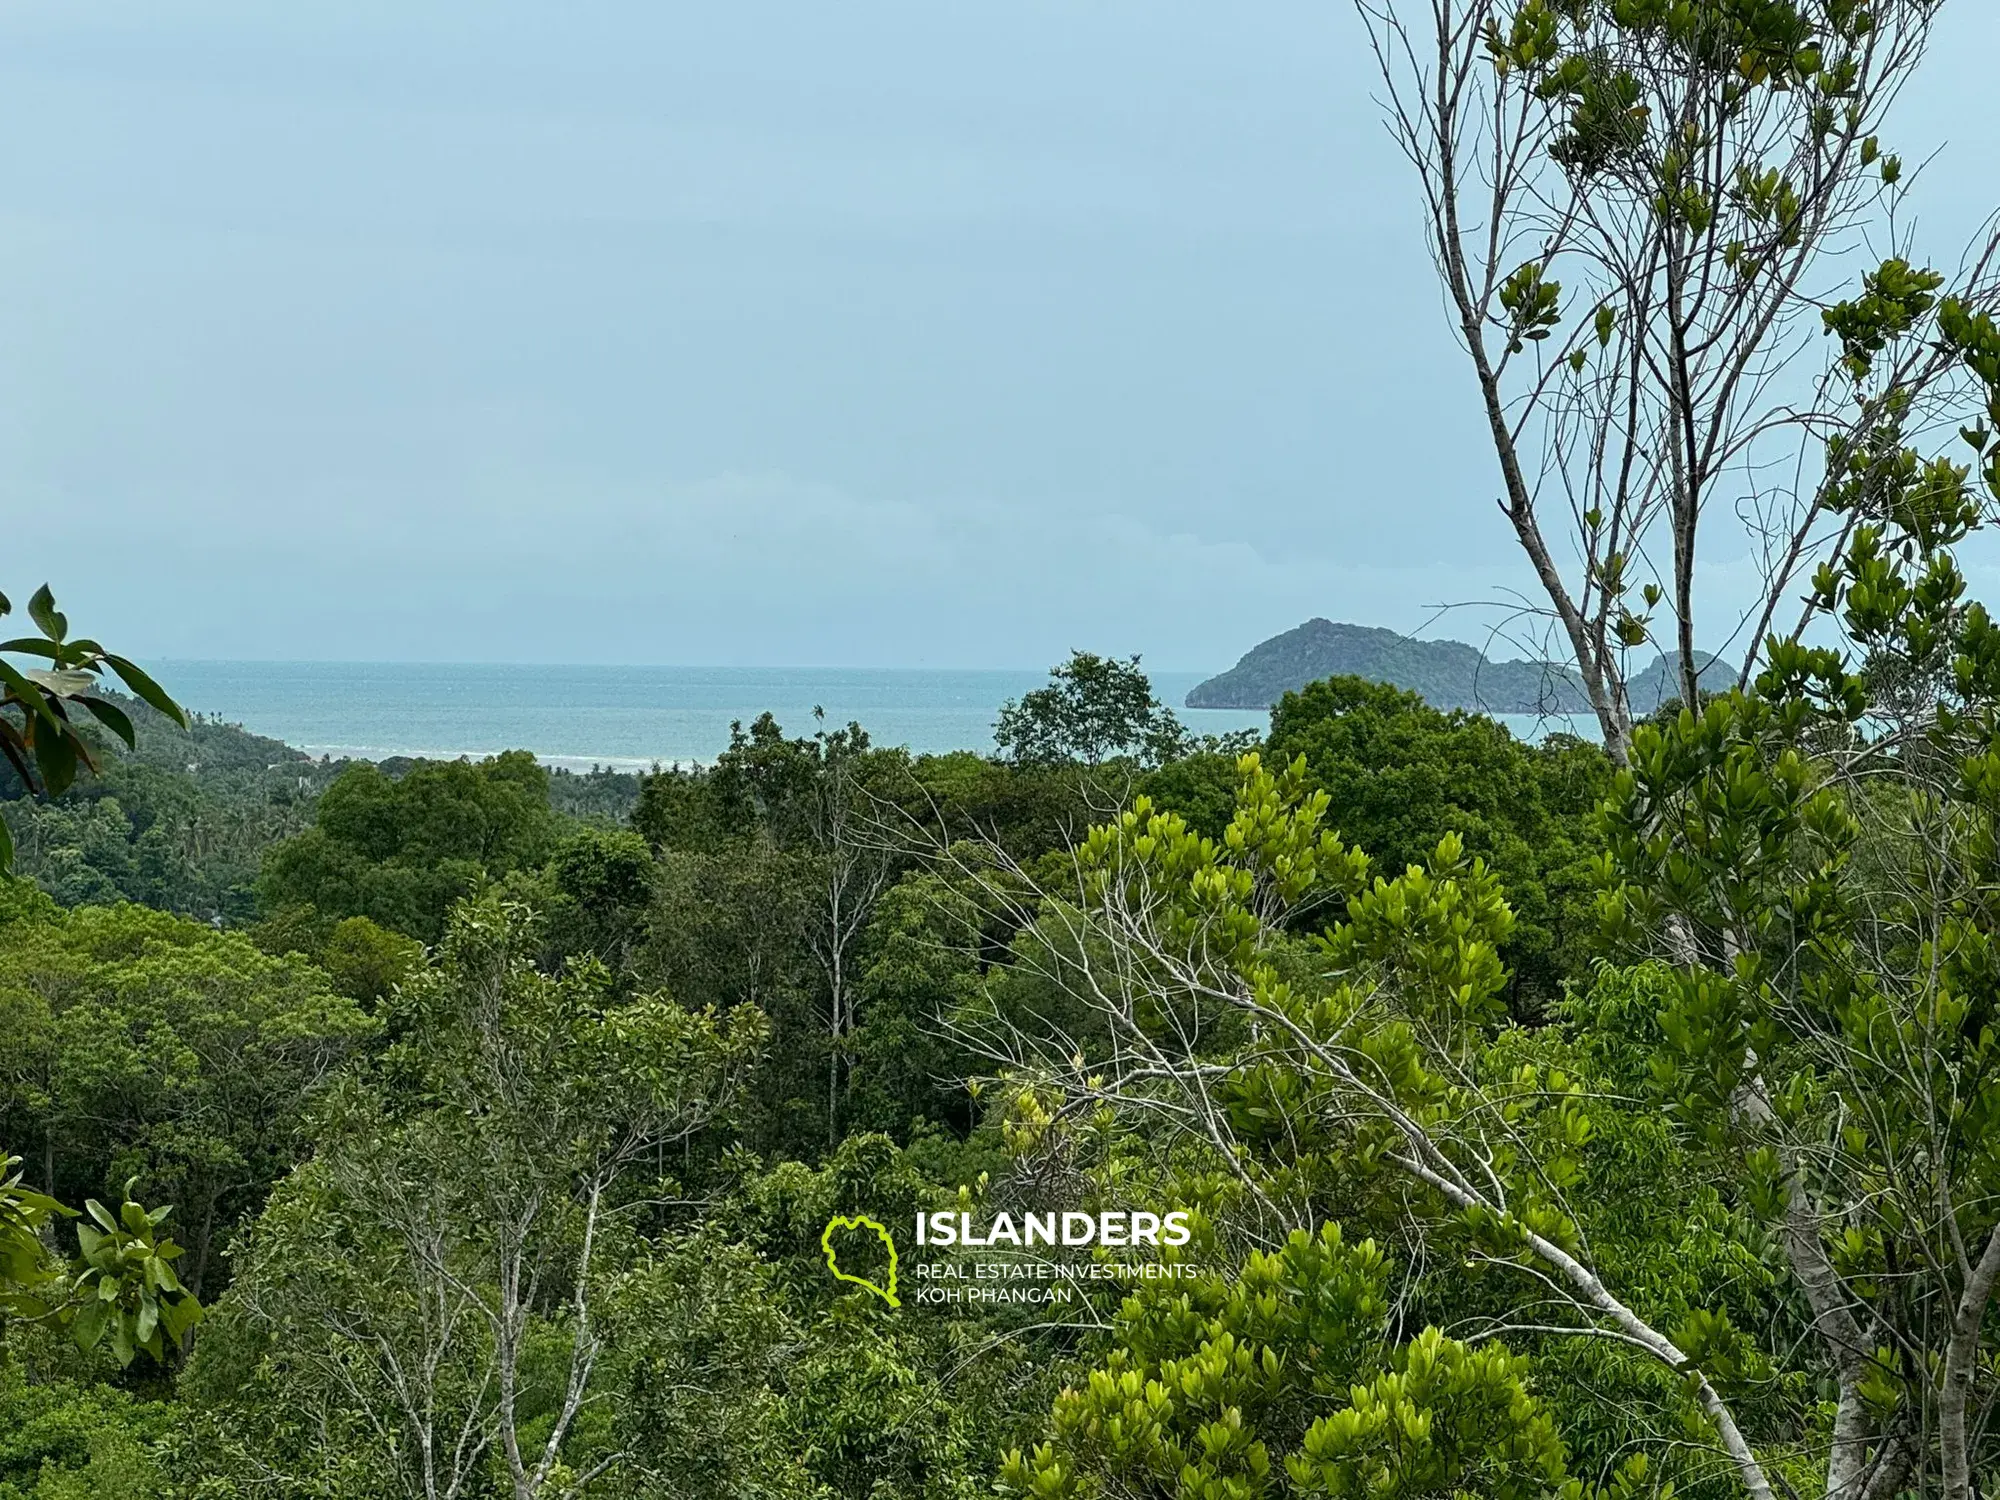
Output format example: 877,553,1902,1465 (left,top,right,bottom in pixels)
4,2,1999,669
